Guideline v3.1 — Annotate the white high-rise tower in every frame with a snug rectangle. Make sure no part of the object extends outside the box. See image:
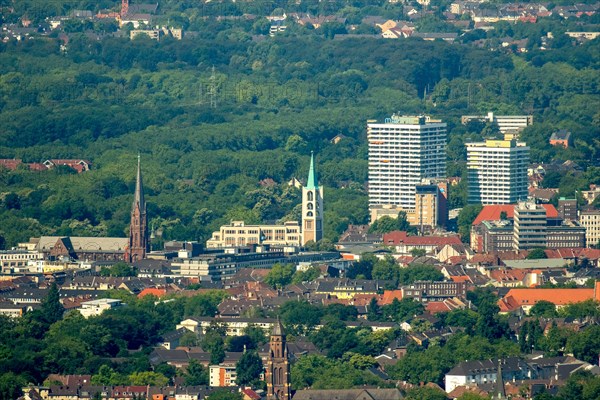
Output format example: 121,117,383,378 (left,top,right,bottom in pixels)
367,115,446,221
466,137,529,205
